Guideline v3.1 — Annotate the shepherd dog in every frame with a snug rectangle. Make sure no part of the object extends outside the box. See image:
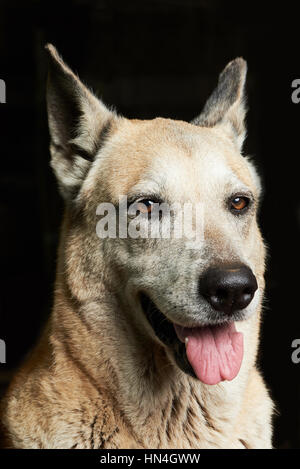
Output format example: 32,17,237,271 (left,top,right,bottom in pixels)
0,45,273,448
